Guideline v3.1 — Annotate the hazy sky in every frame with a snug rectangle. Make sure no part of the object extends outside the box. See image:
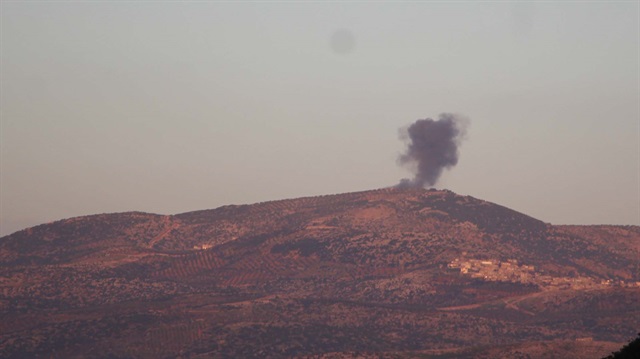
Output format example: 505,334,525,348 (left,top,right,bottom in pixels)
1,2,638,236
